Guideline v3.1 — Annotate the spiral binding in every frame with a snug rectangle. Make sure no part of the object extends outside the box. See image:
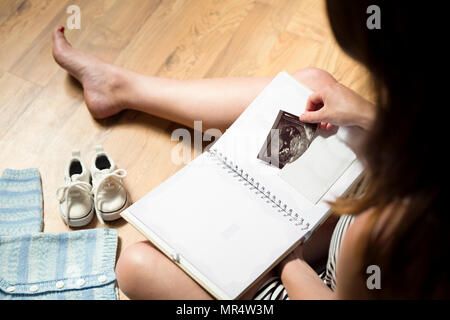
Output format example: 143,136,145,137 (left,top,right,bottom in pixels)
207,148,310,230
